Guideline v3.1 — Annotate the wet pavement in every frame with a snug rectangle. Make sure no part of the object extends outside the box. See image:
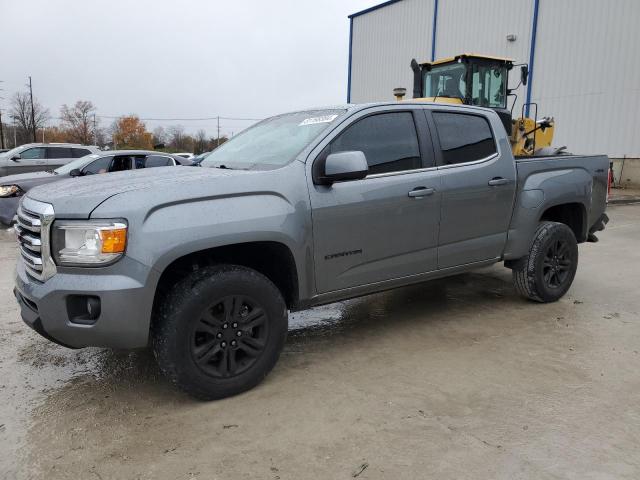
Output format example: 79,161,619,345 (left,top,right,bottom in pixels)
1,205,640,479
